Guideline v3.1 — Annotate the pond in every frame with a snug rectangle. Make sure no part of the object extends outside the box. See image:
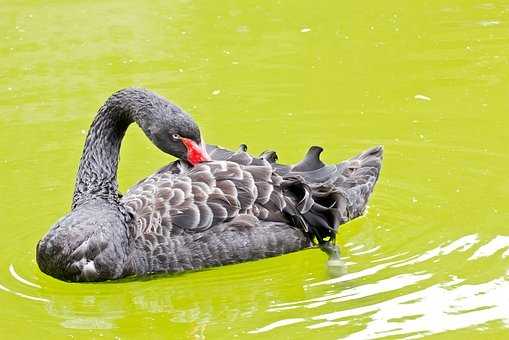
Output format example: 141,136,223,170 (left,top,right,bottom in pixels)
1,0,508,338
